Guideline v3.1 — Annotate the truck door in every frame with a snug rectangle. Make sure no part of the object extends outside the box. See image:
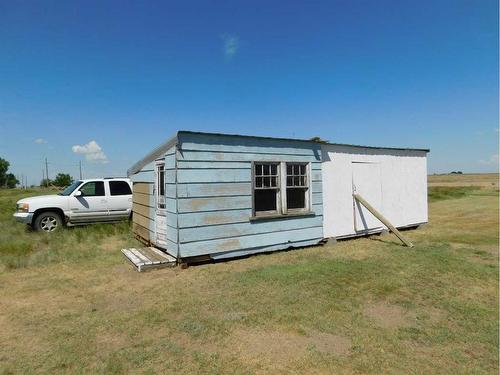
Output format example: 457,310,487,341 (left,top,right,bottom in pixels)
70,181,109,222
107,180,133,220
